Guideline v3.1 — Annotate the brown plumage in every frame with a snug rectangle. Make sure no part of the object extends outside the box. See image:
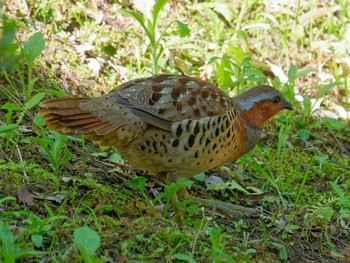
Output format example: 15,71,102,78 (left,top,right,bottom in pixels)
39,74,292,217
